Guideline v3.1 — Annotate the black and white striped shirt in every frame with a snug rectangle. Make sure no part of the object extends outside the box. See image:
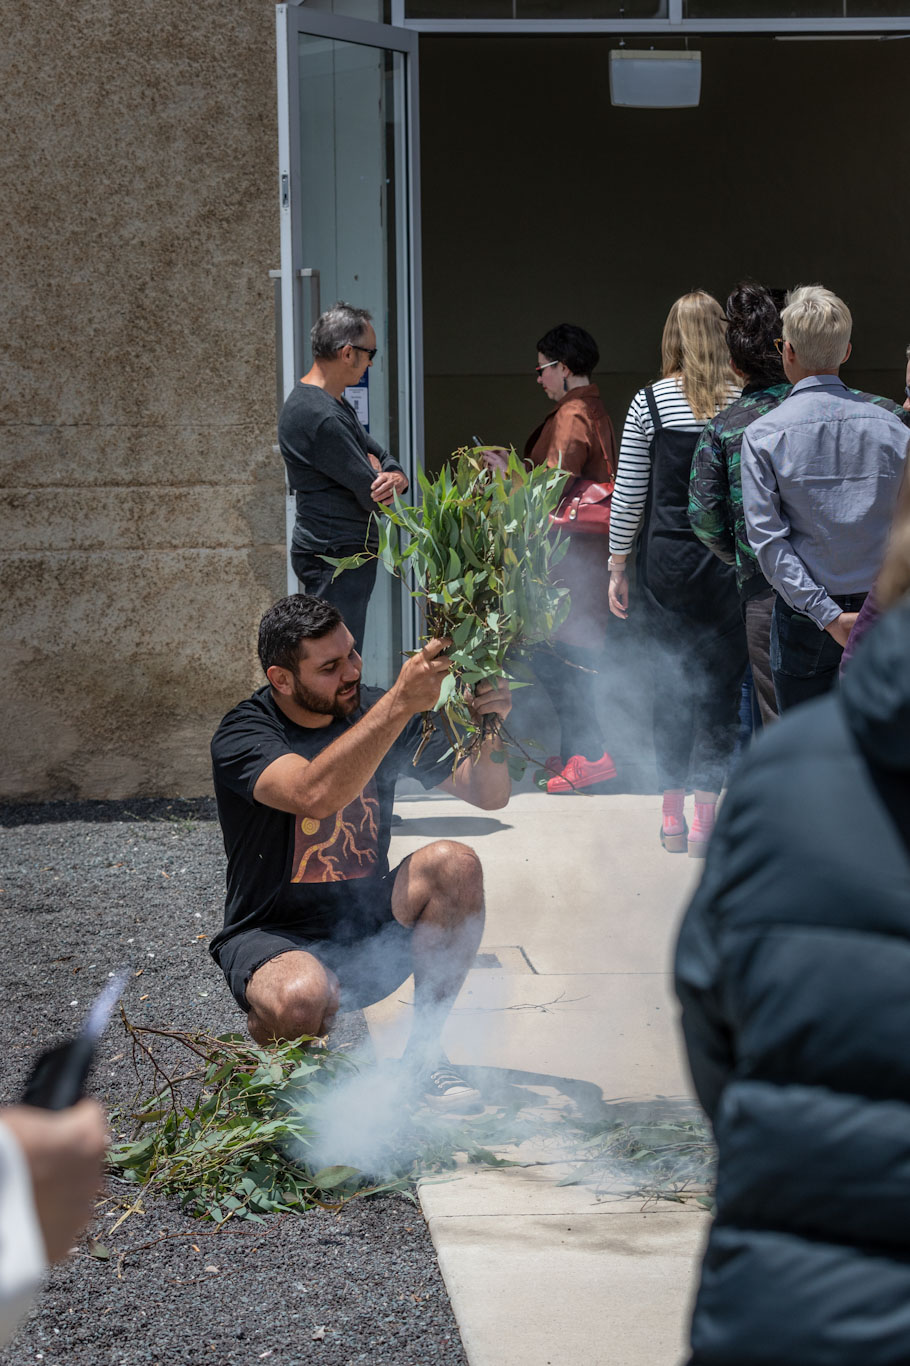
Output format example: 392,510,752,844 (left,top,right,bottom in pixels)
609,377,740,556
